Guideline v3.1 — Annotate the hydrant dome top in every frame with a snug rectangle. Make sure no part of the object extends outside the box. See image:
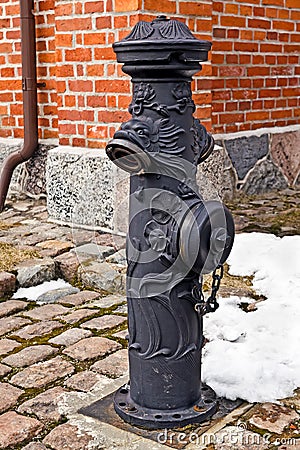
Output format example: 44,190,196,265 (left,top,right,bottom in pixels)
113,16,212,66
